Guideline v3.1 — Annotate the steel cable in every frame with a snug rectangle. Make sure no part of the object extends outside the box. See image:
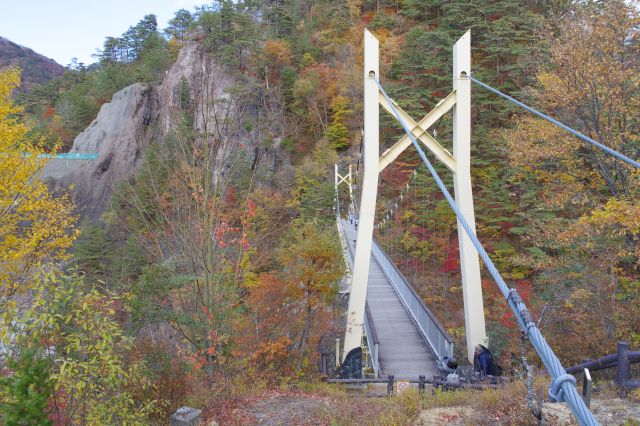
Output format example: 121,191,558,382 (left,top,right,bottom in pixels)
374,77,598,426
470,77,639,169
